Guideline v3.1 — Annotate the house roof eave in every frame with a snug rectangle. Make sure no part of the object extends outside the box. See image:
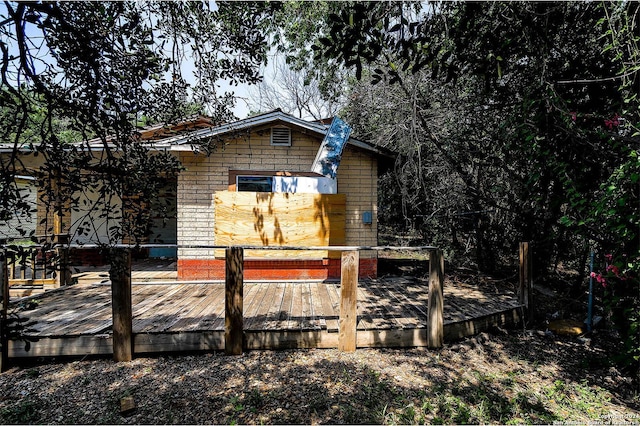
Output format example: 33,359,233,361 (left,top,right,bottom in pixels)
0,111,397,159
166,110,394,158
